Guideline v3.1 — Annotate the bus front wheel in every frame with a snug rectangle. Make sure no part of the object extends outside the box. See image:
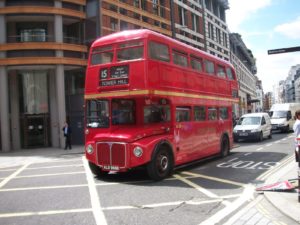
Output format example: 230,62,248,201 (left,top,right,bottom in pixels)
147,147,173,181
